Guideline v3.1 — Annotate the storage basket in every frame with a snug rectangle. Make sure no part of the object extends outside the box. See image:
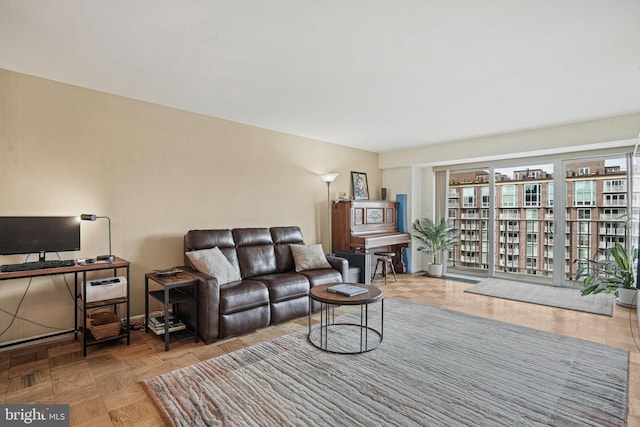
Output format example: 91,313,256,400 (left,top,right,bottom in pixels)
88,311,121,340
